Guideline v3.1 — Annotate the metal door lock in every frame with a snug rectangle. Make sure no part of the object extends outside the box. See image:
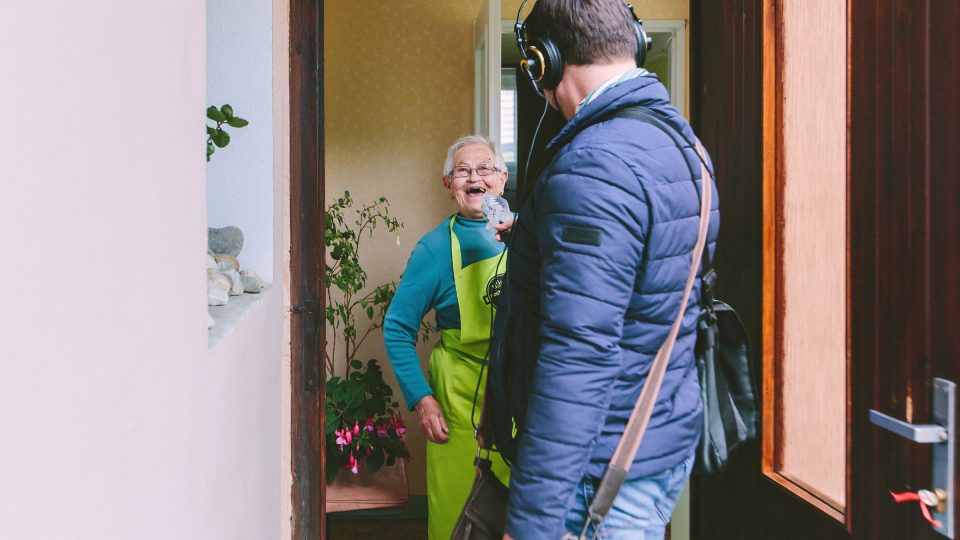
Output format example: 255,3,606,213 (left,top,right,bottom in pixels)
891,489,948,528
919,489,948,514
870,378,955,538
